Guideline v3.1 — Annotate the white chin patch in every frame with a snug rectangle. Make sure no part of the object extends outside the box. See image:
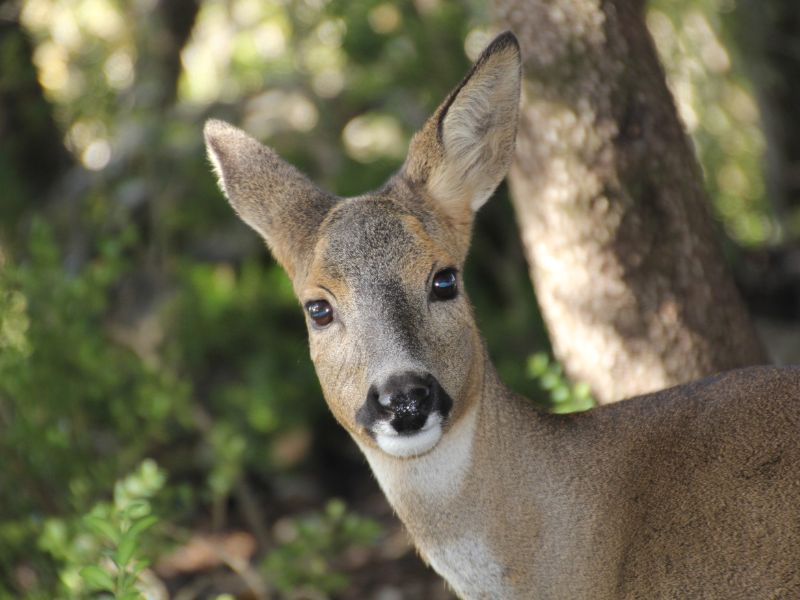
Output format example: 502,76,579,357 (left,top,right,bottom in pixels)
374,414,443,458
